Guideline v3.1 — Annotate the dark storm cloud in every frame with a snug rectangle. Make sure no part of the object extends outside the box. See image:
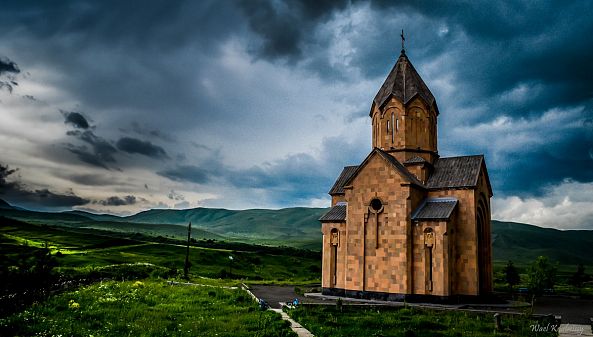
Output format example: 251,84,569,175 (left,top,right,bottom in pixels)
0,55,20,93
0,0,244,131
62,111,90,129
0,164,19,188
158,165,211,184
237,0,350,60
158,136,367,204
65,130,118,169
446,102,593,198
0,163,89,208
120,122,176,143
491,130,593,197
237,0,593,116
64,173,117,186
2,0,593,210
116,137,169,160
97,195,137,206
0,56,20,75
168,190,185,201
